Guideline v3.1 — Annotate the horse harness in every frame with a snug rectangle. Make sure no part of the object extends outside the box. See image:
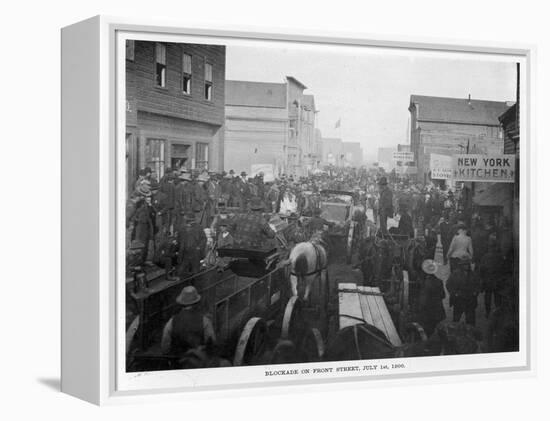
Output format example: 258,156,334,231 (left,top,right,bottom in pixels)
290,241,326,278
